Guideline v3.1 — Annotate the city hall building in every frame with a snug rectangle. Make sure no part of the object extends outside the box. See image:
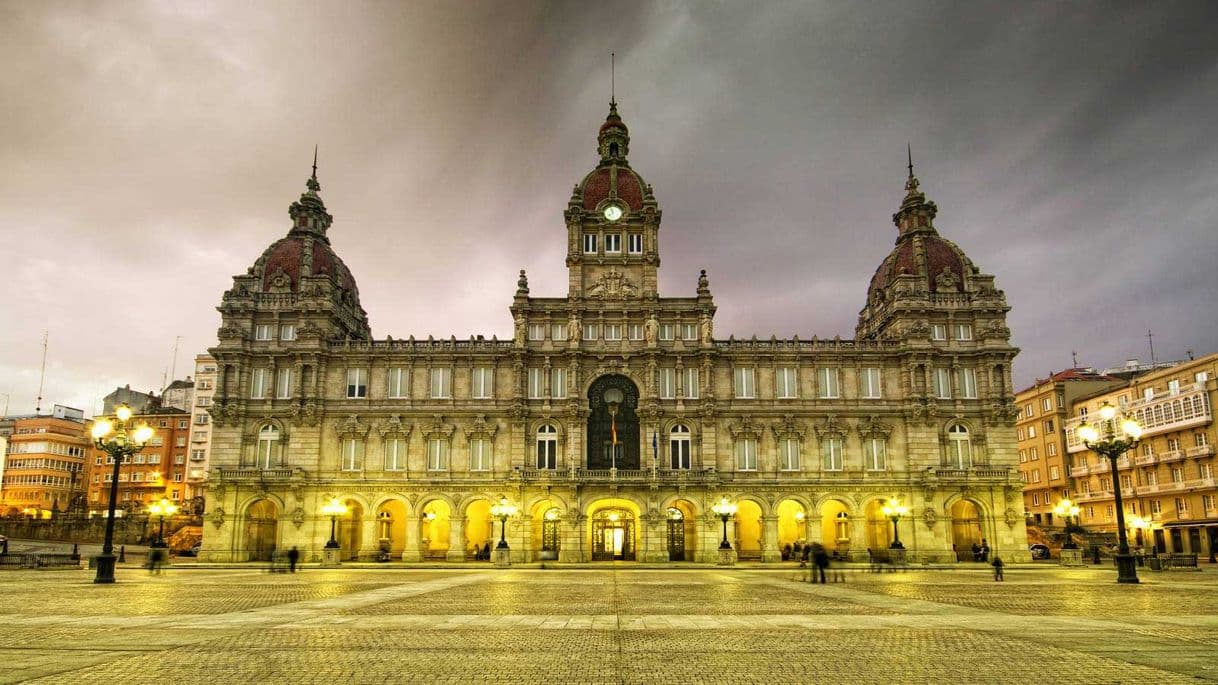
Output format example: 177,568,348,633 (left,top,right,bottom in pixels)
199,102,1028,563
